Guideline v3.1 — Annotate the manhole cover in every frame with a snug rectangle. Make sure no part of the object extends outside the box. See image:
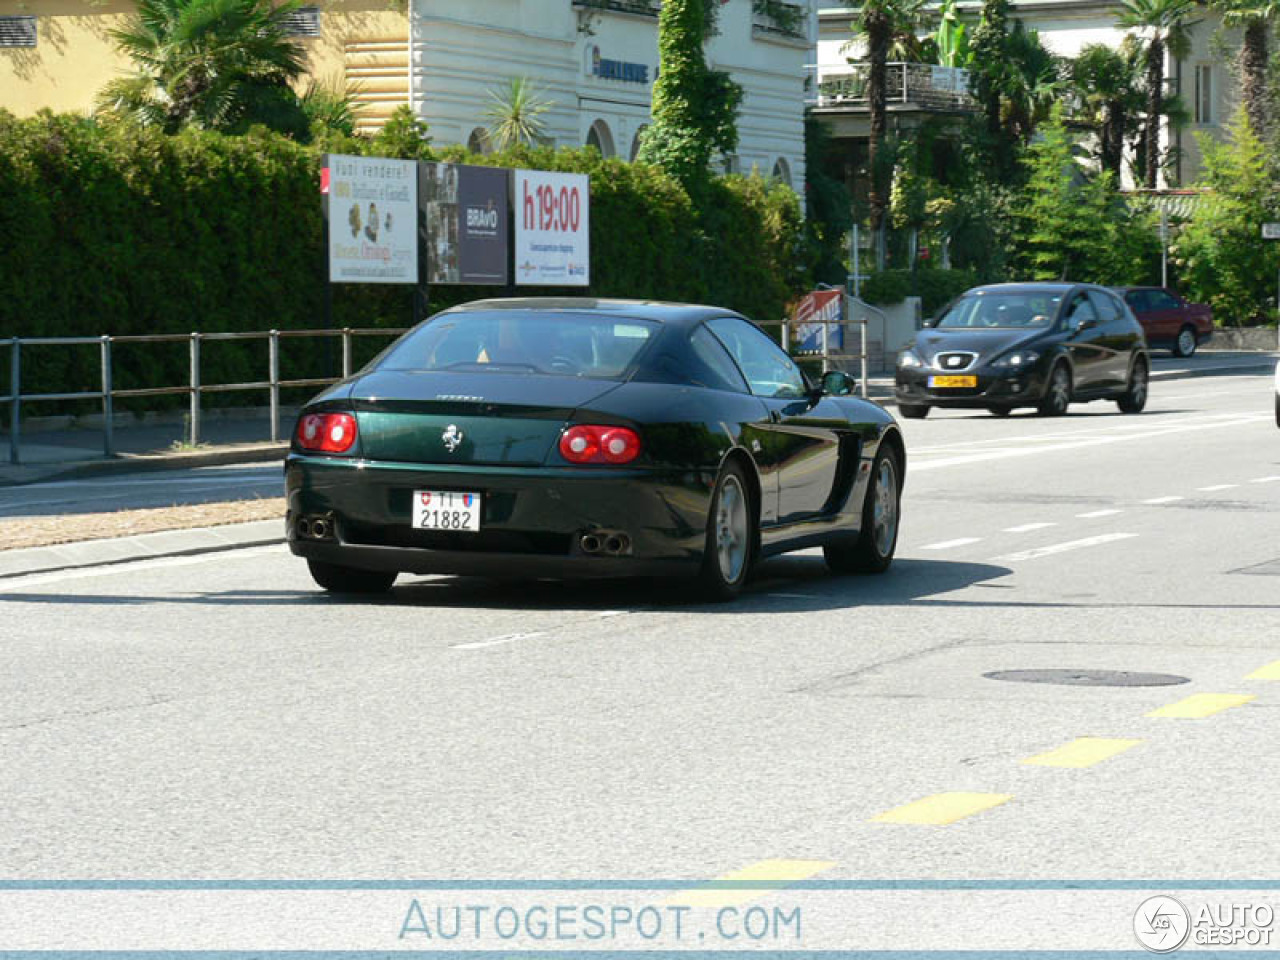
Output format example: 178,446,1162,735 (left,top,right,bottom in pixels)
984,669,1190,687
